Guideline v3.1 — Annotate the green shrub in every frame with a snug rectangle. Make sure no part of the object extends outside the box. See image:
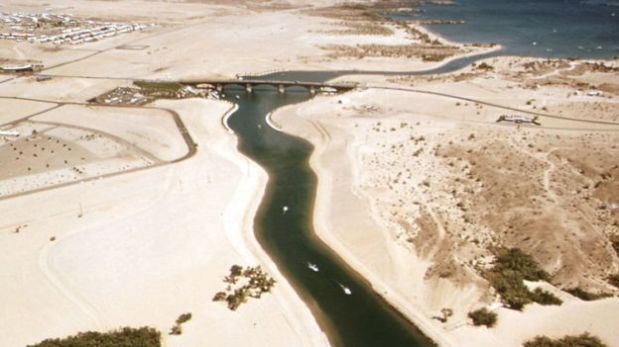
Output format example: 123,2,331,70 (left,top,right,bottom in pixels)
226,288,250,311
489,270,532,310
169,325,182,336
213,291,227,301
530,288,563,305
476,62,494,71
523,333,607,347
494,248,549,281
468,308,497,327
176,313,192,324
28,327,161,347
215,265,277,311
487,248,559,310
169,312,192,336
566,287,613,301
